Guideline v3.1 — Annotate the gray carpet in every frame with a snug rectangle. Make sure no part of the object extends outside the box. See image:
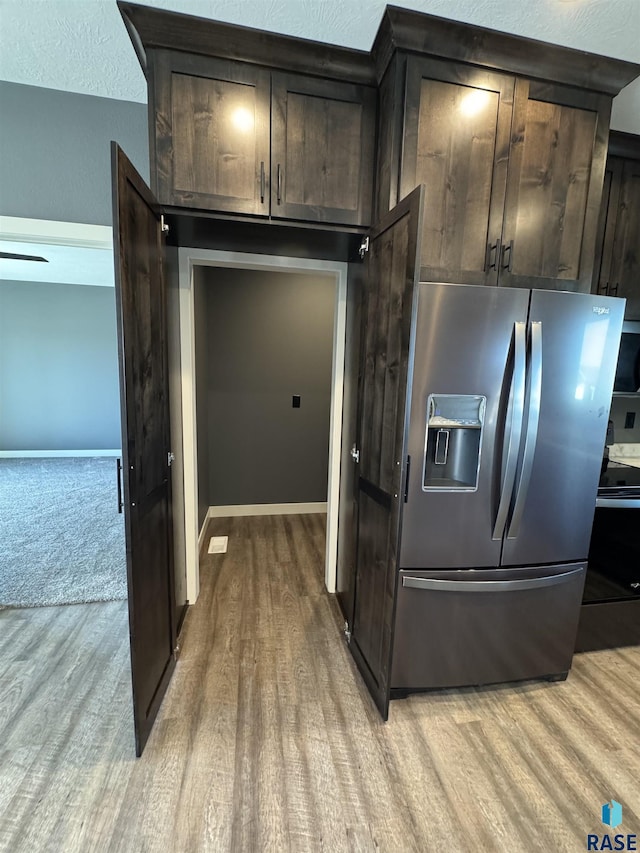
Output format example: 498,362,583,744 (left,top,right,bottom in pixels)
0,457,127,608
